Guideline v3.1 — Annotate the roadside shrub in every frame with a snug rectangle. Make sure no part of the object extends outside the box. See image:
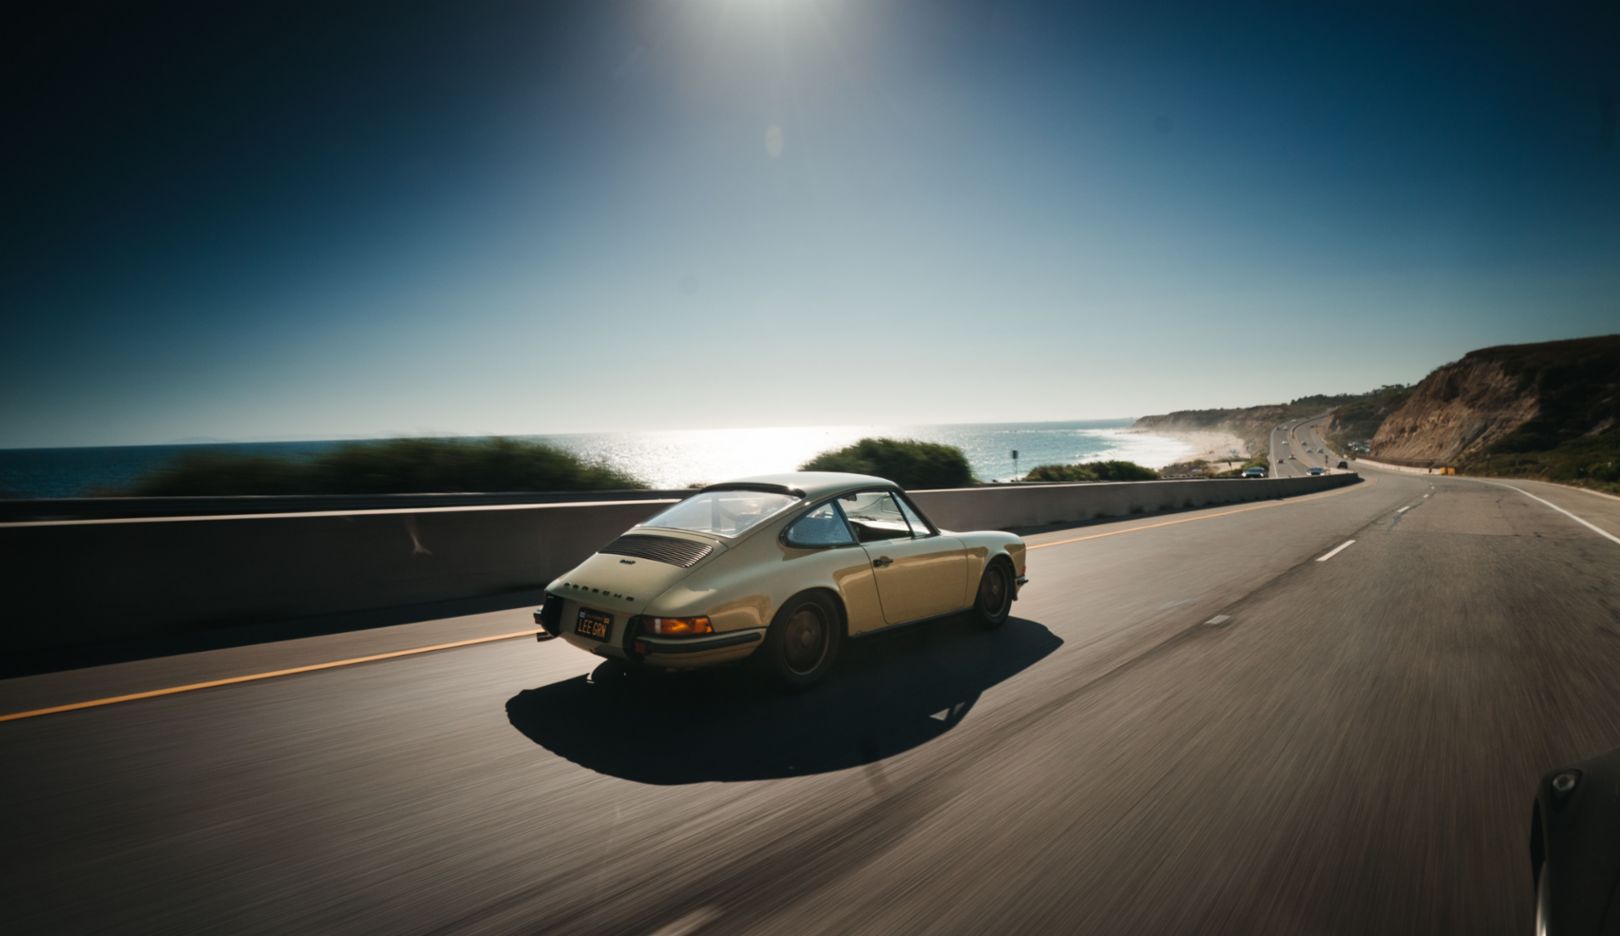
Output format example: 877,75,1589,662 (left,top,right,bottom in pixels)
1022,460,1160,483
800,437,975,489
1463,429,1620,495
117,438,646,496
1023,463,1098,483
